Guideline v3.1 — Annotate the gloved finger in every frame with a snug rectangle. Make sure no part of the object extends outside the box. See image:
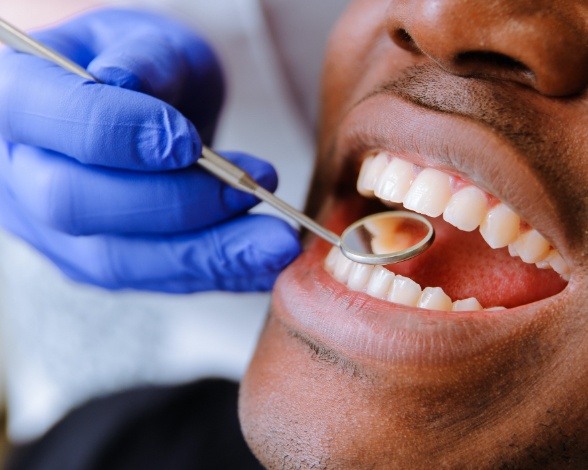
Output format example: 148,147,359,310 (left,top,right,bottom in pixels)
95,214,301,293
0,185,300,292
88,34,223,145
31,9,224,144
83,17,223,142
0,54,198,170
1,145,278,235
